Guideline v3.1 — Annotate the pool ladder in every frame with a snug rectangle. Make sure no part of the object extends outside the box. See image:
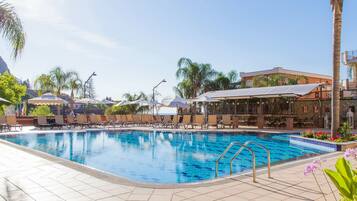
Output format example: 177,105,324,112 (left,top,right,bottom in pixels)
215,141,271,183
